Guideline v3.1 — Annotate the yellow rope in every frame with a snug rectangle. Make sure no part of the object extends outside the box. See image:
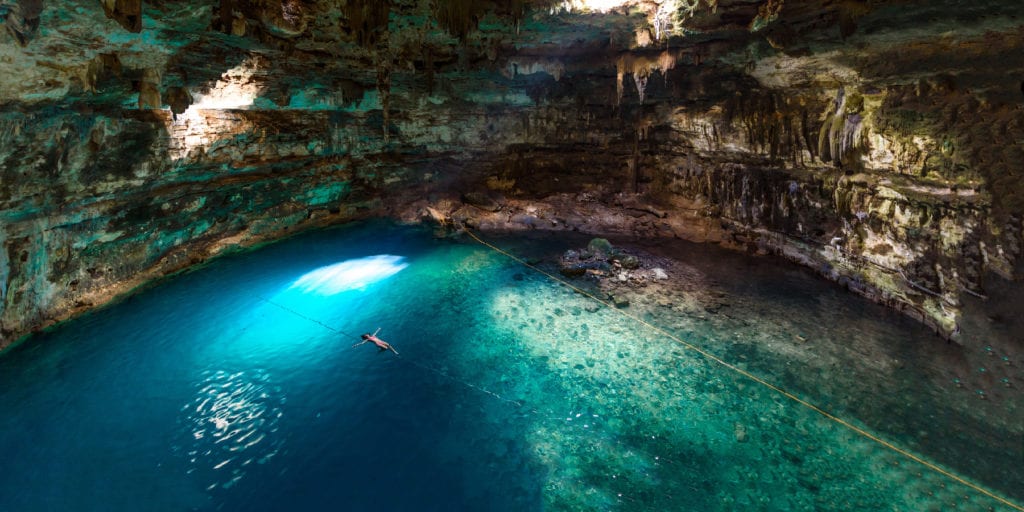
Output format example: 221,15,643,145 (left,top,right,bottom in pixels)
463,228,1024,512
